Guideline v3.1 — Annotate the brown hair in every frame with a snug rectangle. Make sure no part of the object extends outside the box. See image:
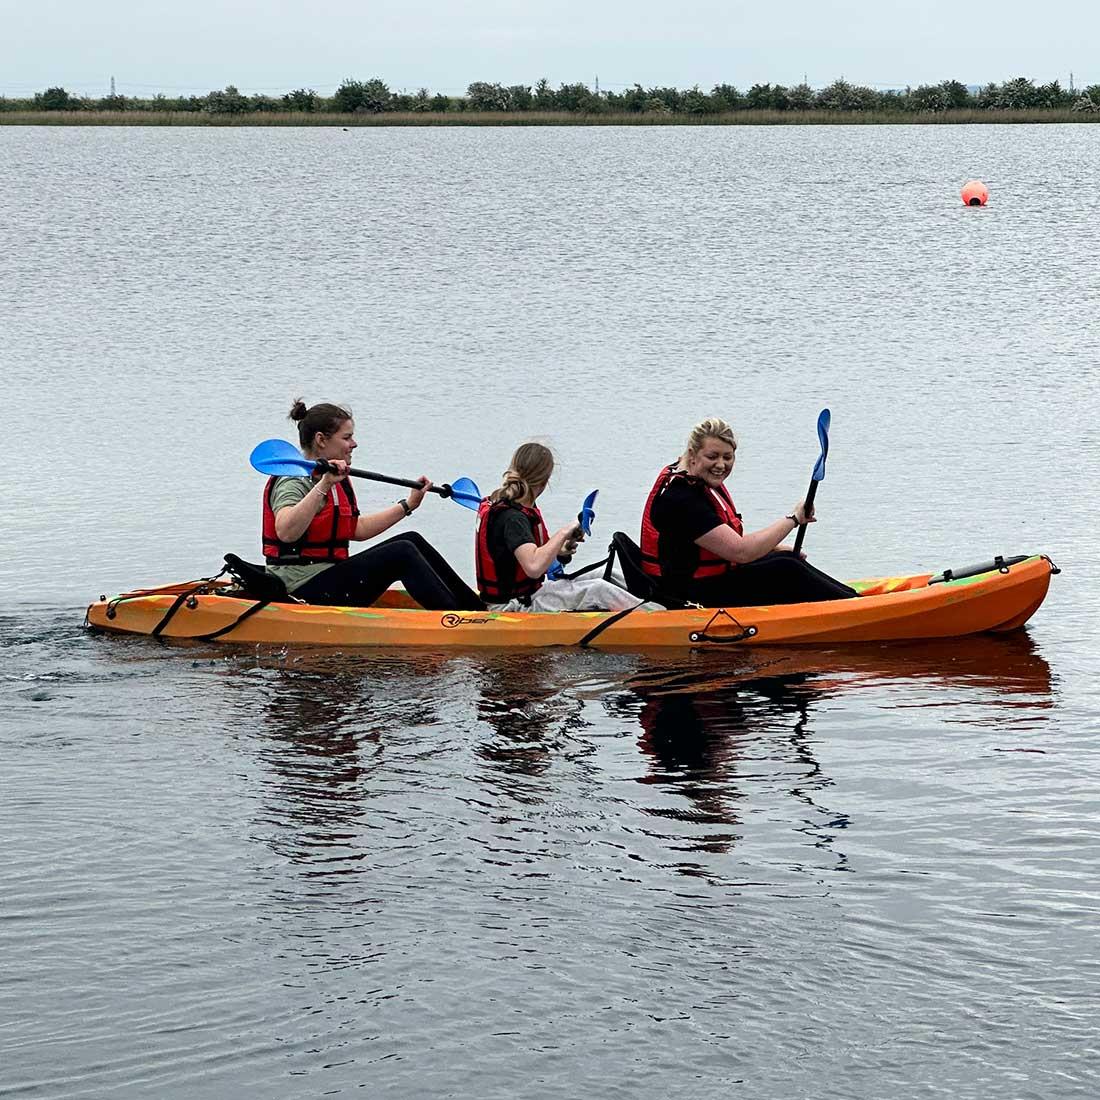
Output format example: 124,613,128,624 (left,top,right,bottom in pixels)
490,442,555,504
289,398,352,453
